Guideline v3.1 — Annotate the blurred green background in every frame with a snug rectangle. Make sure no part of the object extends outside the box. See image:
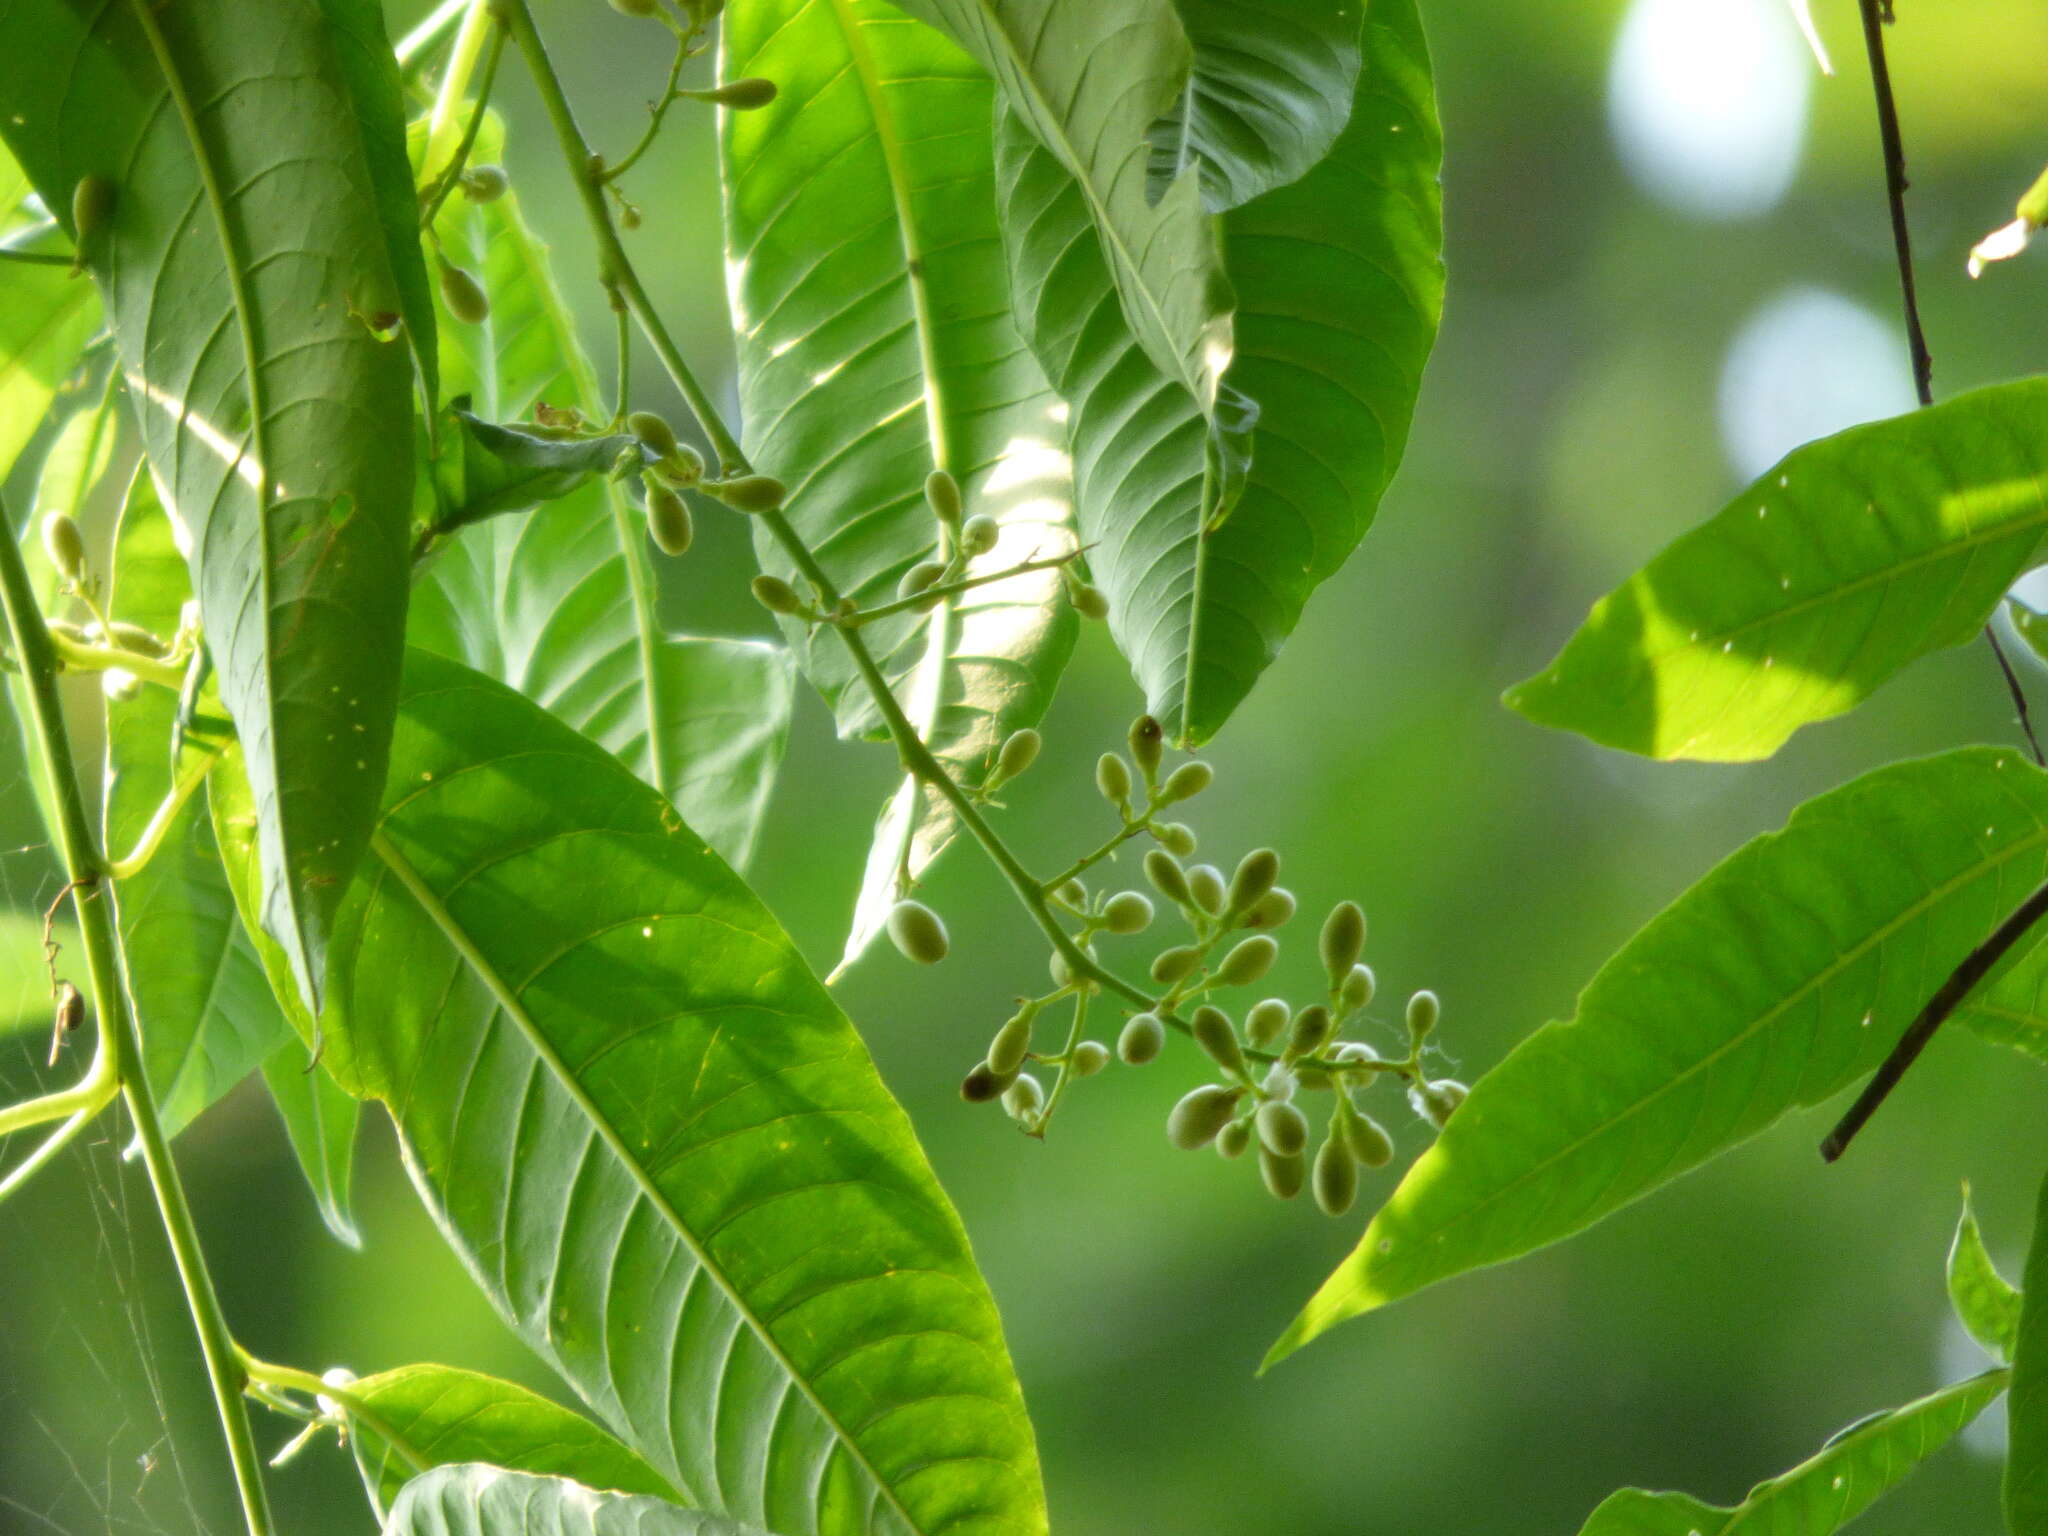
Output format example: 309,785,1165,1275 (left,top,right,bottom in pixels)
7,0,2048,1530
